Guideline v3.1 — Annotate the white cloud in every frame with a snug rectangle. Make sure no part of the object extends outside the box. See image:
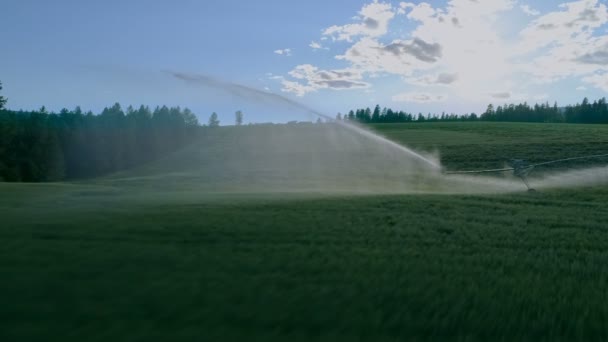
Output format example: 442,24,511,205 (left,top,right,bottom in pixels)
533,93,550,101
309,41,329,50
387,0,517,99
489,91,512,100
583,73,608,92
409,72,459,86
323,1,395,42
576,85,587,91
520,4,540,16
575,42,608,64
336,37,442,77
400,2,436,21
516,0,608,86
280,64,369,96
274,48,292,56
392,92,446,103
280,0,608,101
309,41,322,49
284,0,517,98
518,0,608,53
